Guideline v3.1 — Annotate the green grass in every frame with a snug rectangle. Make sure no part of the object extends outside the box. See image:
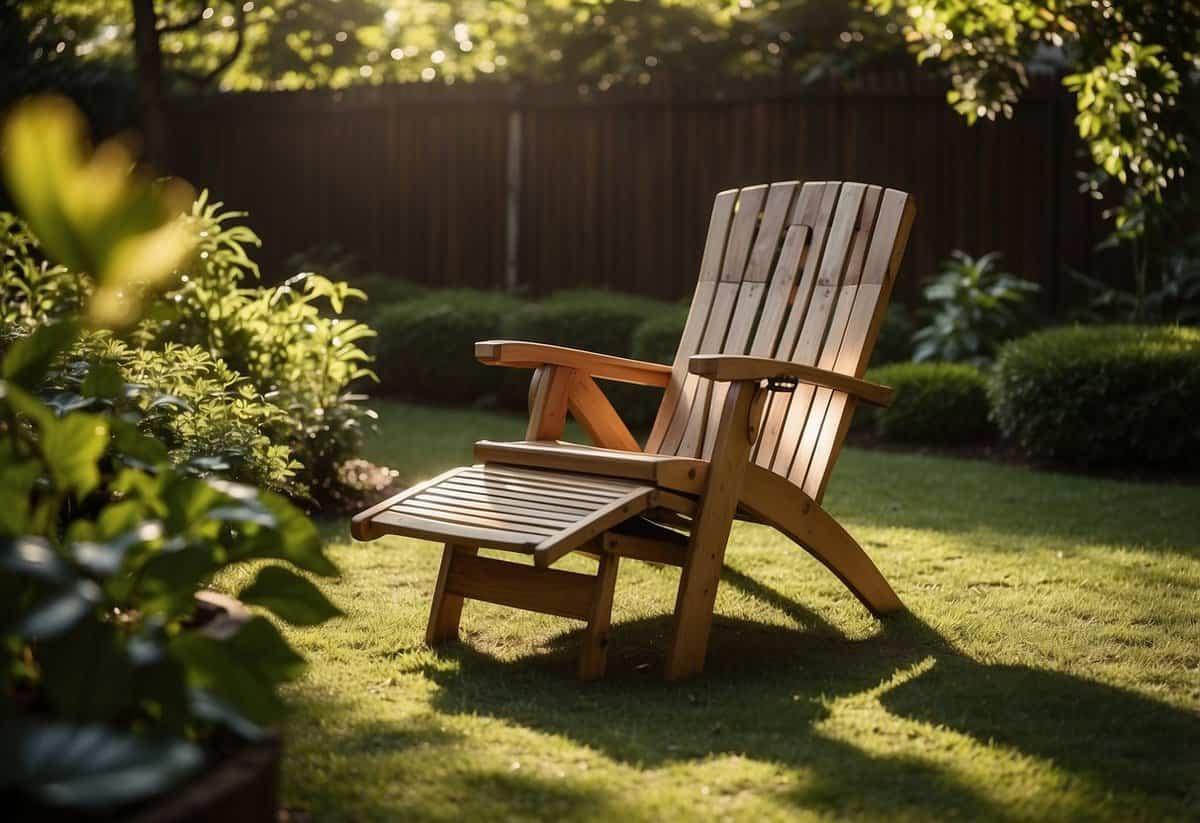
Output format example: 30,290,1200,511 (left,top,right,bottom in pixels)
272,401,1200,821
